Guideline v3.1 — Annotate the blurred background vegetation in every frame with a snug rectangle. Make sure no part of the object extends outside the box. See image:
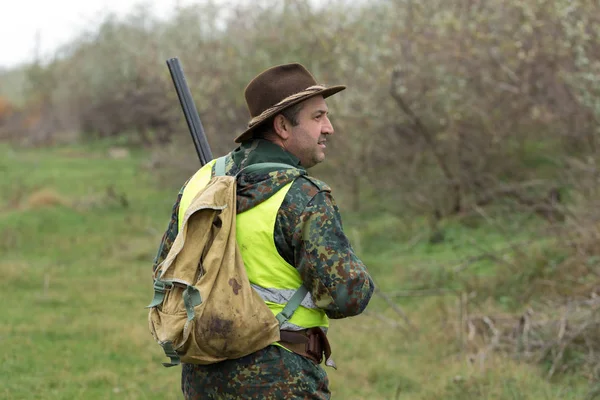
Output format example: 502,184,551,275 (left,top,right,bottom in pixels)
2,0,600,398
